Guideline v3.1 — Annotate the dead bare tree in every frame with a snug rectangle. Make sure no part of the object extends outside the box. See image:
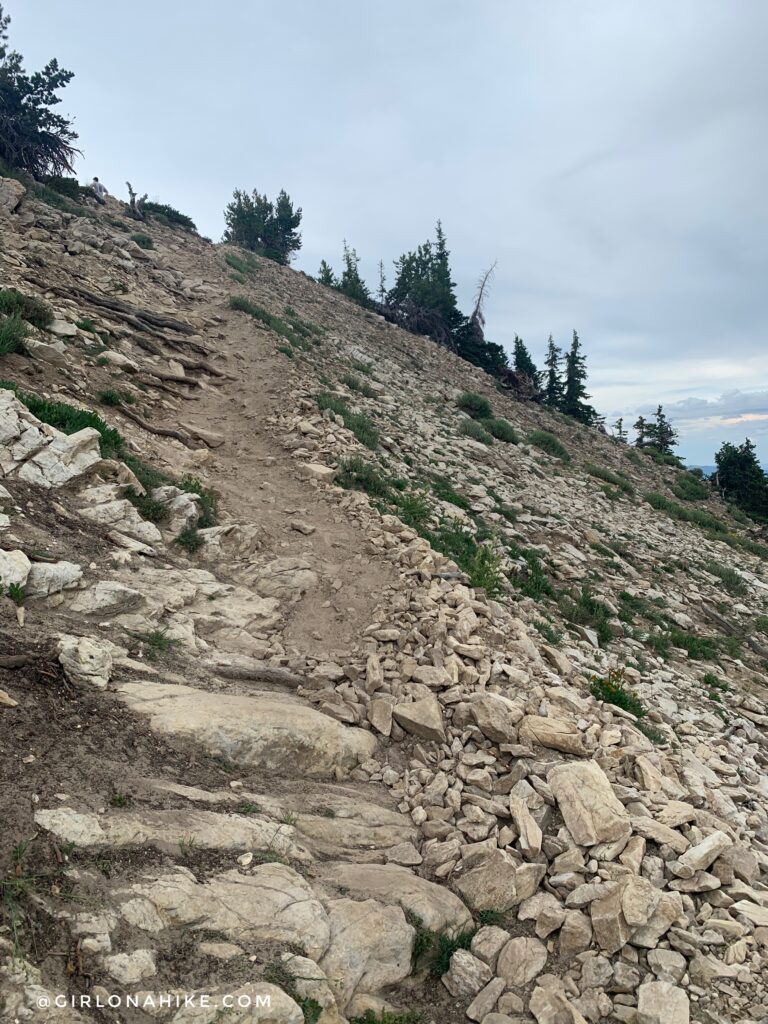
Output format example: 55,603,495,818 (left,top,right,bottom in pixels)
126,181,147,221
